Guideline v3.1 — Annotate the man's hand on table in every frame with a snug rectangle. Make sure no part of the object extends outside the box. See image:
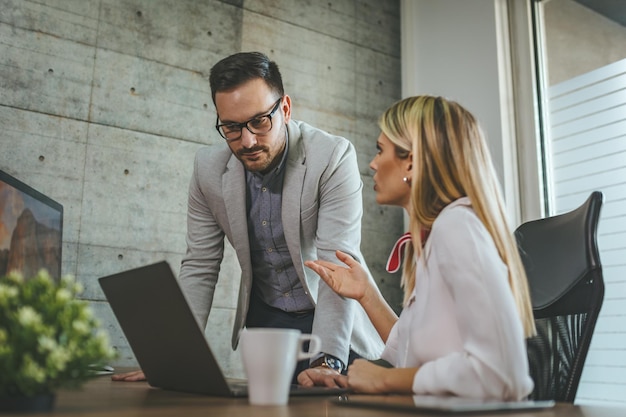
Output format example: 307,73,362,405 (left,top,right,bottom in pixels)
297,367,348,388
111,370,146,382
